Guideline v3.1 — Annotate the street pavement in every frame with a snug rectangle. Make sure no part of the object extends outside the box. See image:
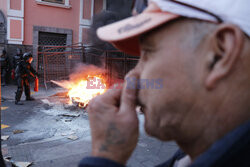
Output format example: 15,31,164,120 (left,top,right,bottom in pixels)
1,84,179,167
